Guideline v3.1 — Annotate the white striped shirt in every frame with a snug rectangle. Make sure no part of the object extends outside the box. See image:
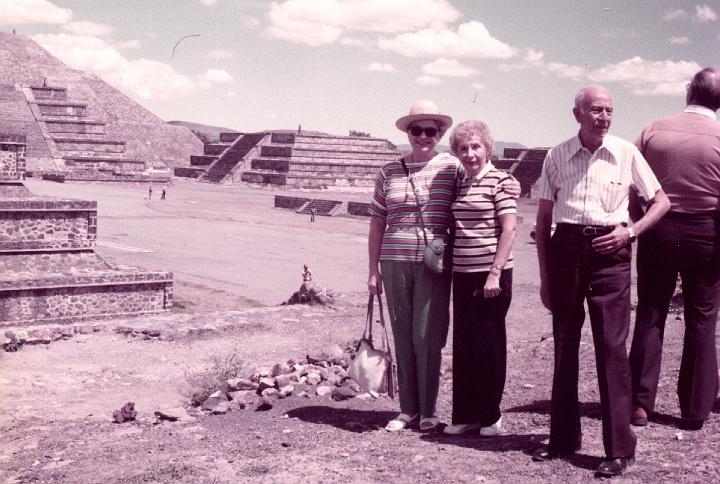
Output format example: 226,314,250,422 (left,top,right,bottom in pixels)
452,162,516,273
536,134,661,225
